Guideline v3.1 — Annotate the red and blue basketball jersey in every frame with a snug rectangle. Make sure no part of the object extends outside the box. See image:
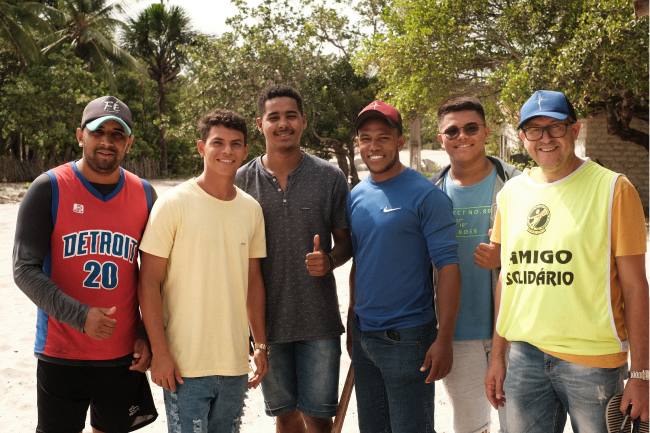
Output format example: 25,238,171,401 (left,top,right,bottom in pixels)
36,161,152,360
